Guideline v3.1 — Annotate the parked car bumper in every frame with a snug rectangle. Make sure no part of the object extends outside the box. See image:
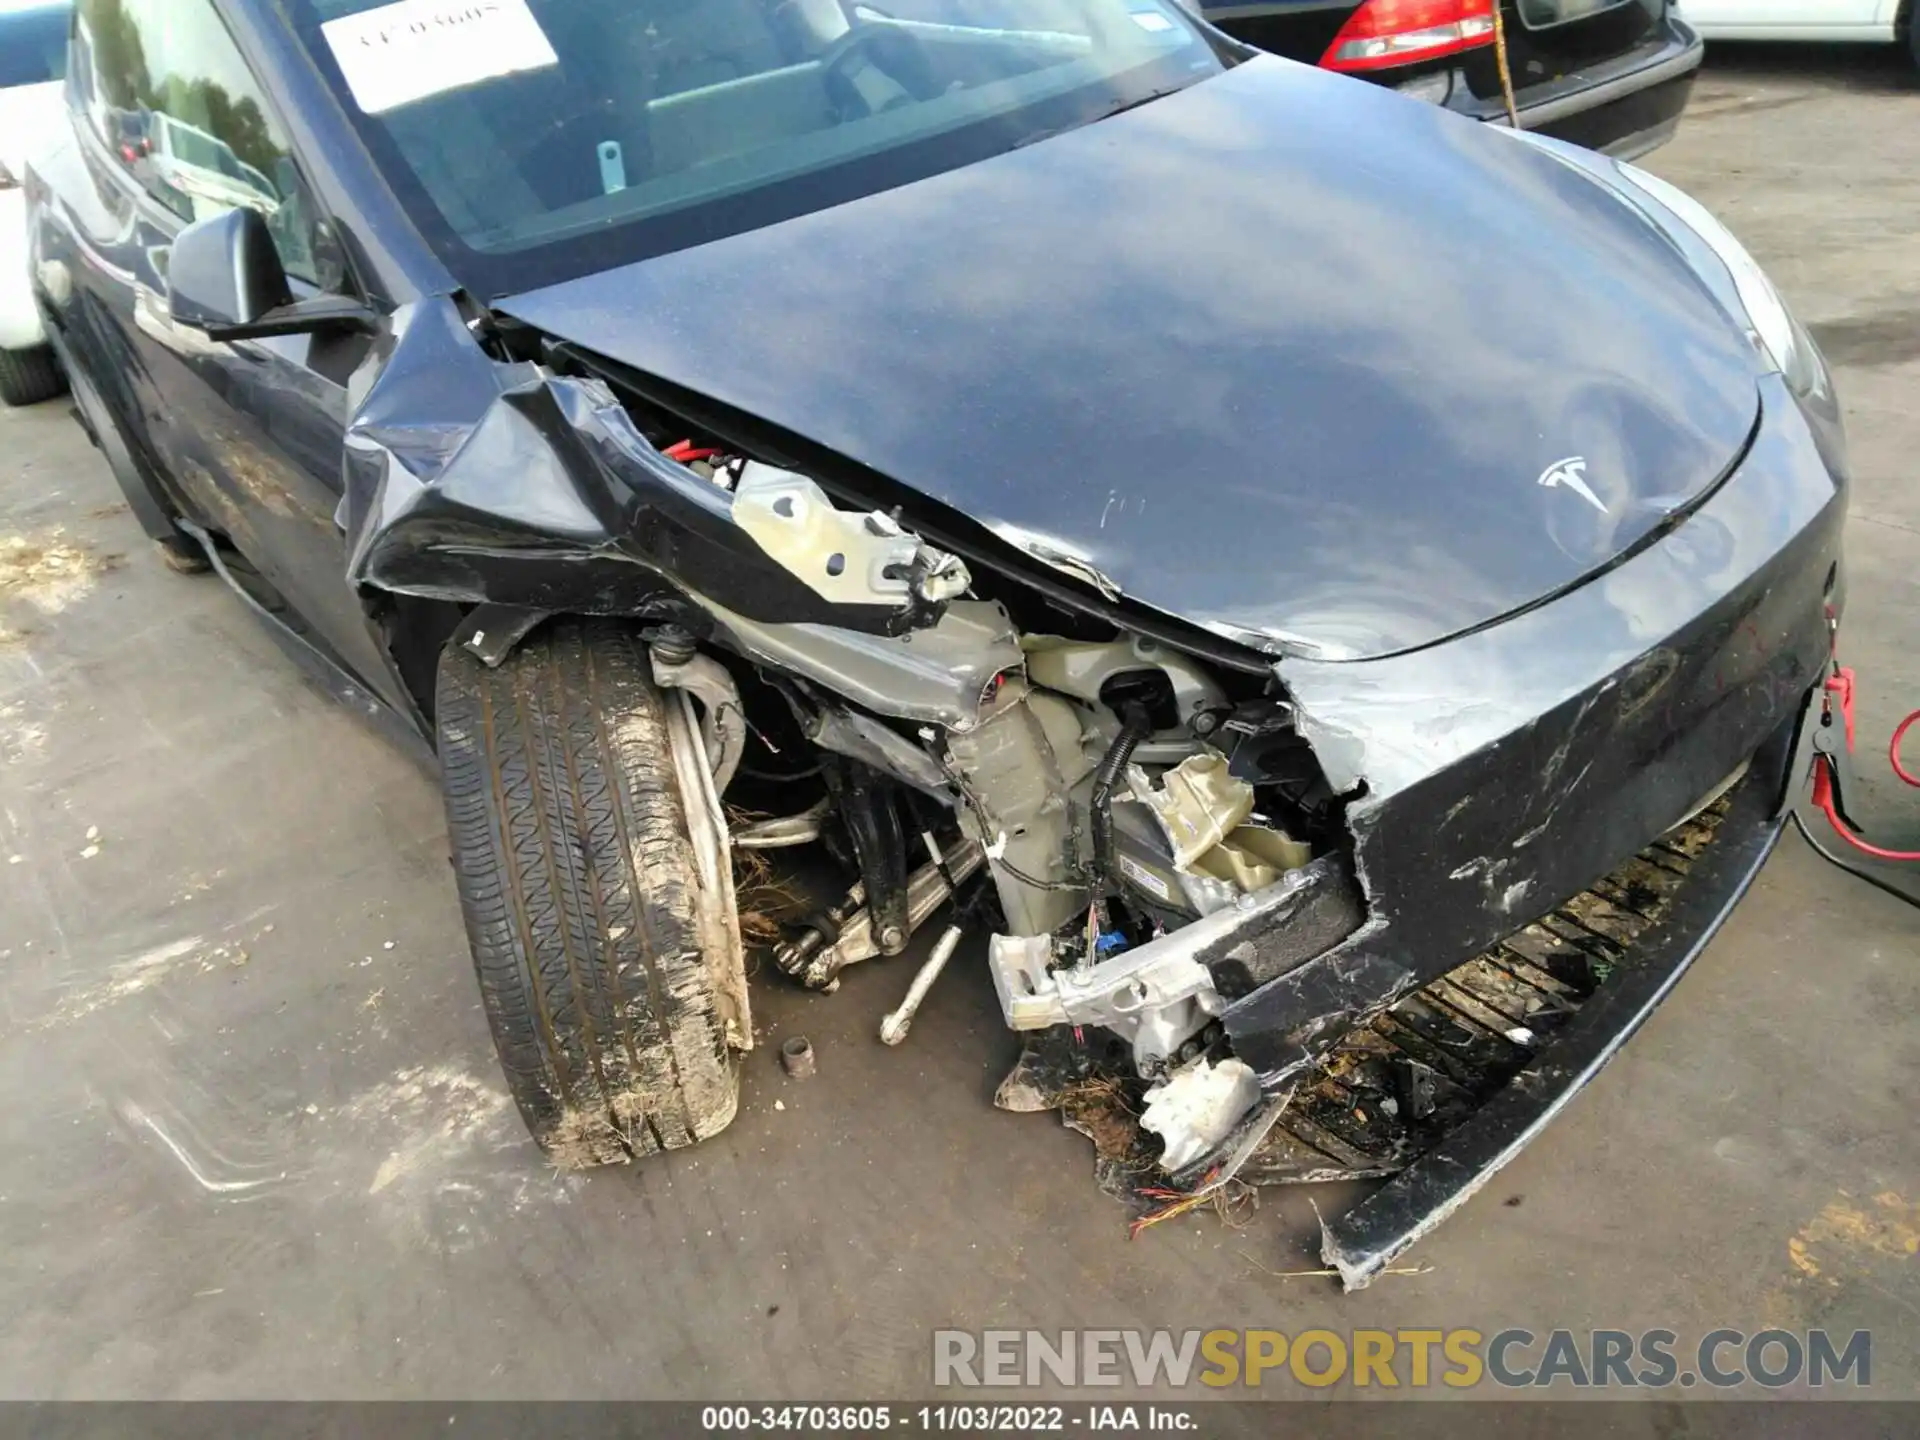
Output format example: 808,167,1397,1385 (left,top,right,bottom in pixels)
0,187,49,352
1207,6,1702,160
1221,368,1845,1070
1449,18,1704,159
